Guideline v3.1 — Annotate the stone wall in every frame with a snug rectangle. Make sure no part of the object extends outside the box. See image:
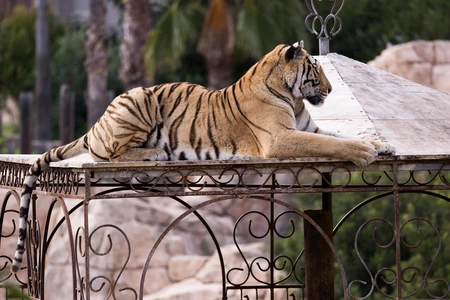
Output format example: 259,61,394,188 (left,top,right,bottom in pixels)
368,40,450,94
